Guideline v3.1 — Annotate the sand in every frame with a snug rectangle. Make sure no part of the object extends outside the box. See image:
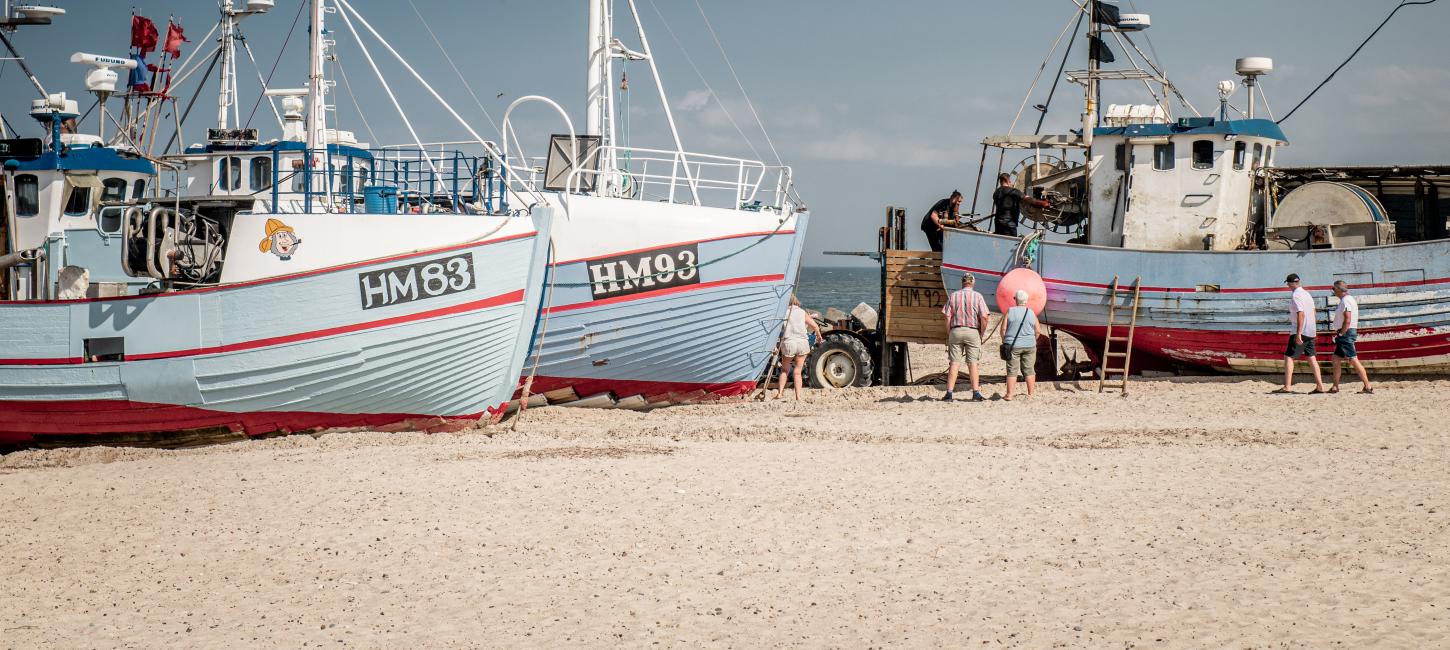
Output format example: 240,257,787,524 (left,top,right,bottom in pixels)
2,345,1447,648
